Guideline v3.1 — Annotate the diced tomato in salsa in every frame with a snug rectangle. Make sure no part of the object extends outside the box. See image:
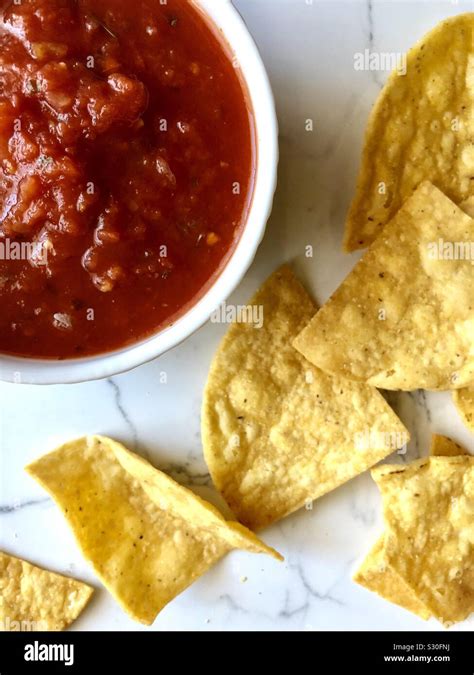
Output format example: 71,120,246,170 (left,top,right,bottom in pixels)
0,0,254,357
